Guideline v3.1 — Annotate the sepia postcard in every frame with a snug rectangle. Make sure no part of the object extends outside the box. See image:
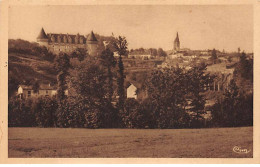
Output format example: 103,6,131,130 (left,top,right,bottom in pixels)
0,0,260,164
